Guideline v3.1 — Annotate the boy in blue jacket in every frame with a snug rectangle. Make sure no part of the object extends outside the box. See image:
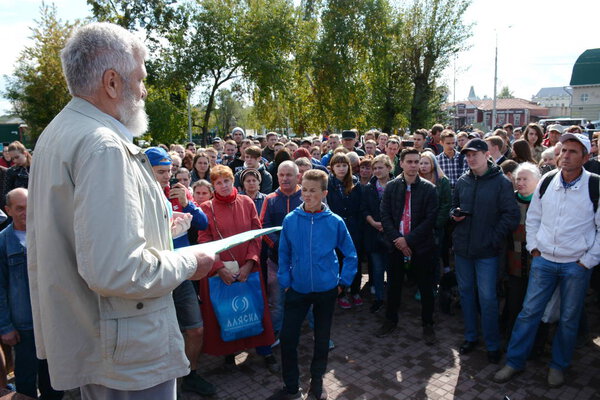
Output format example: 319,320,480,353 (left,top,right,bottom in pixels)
267,170,357,400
